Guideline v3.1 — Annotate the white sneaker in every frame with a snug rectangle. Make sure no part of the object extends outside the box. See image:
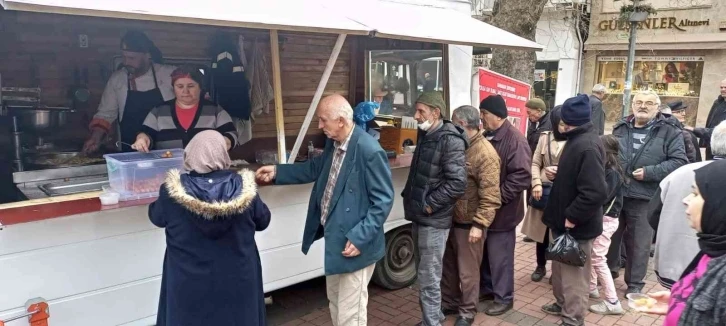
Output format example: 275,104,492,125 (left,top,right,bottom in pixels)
589,289,600,299
589,300,624,315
